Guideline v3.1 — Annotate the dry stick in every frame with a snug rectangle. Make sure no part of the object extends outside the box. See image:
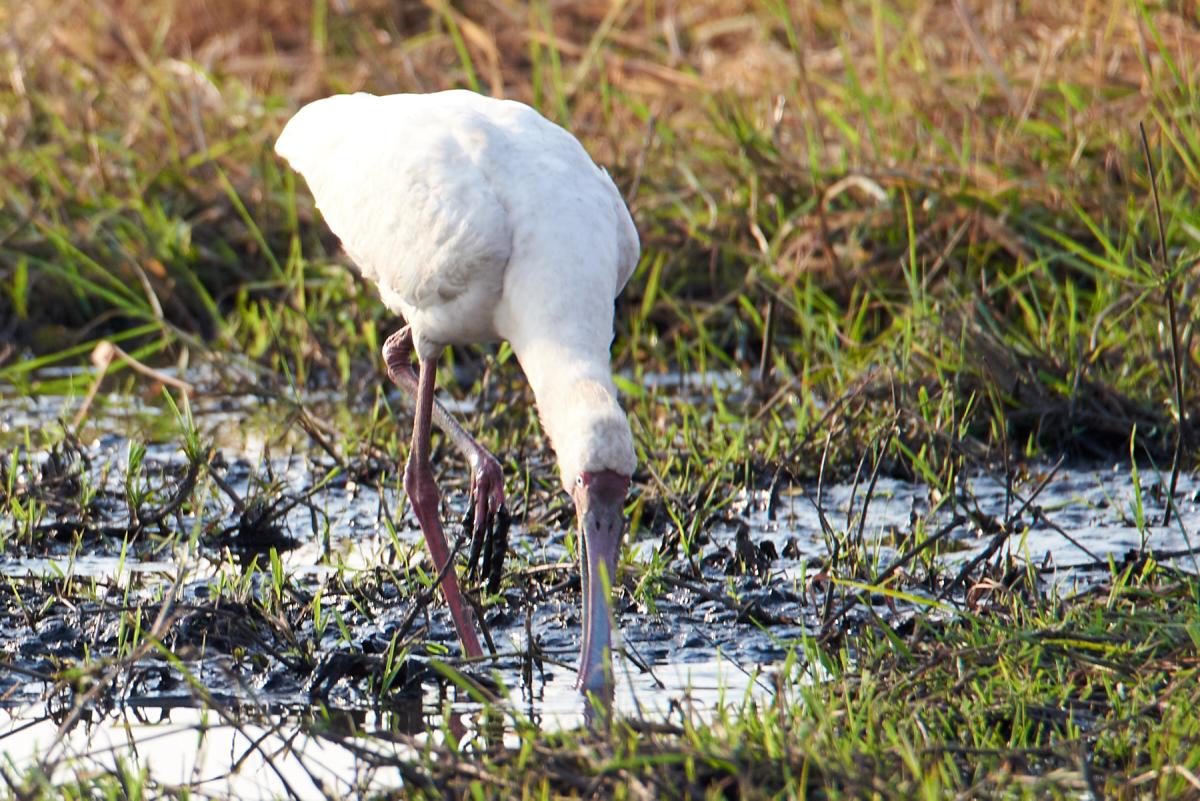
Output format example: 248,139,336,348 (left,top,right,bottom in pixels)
924,215,971,287
624,111,657,204
779,367,881,456
294,408,348,472
816,184,849,282
810,427,841,629
0,658,54,683
938,458,1064,603
1046,543,1200,574
228,723,296,779
207,457,248,515
841,436,874,543
1139,122,1186,528
818,515,967,640
464,588,498,655
513,561,575,577
170,669,307,800
851,419,898,554
1030,506,1104,565
135,457,203,531
951,0,1021,116
393,532,494,656
32,455,203,541
756,294,776,390
72,341,193,429
132,605,329,799
750,375,799,425
47,568,185,753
